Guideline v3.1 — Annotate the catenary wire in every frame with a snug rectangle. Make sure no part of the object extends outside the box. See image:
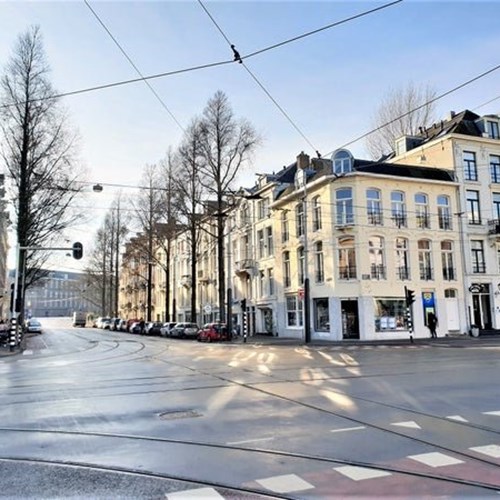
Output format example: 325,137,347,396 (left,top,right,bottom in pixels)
0,0,403,109
197,0,319,153
84,0,185,132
